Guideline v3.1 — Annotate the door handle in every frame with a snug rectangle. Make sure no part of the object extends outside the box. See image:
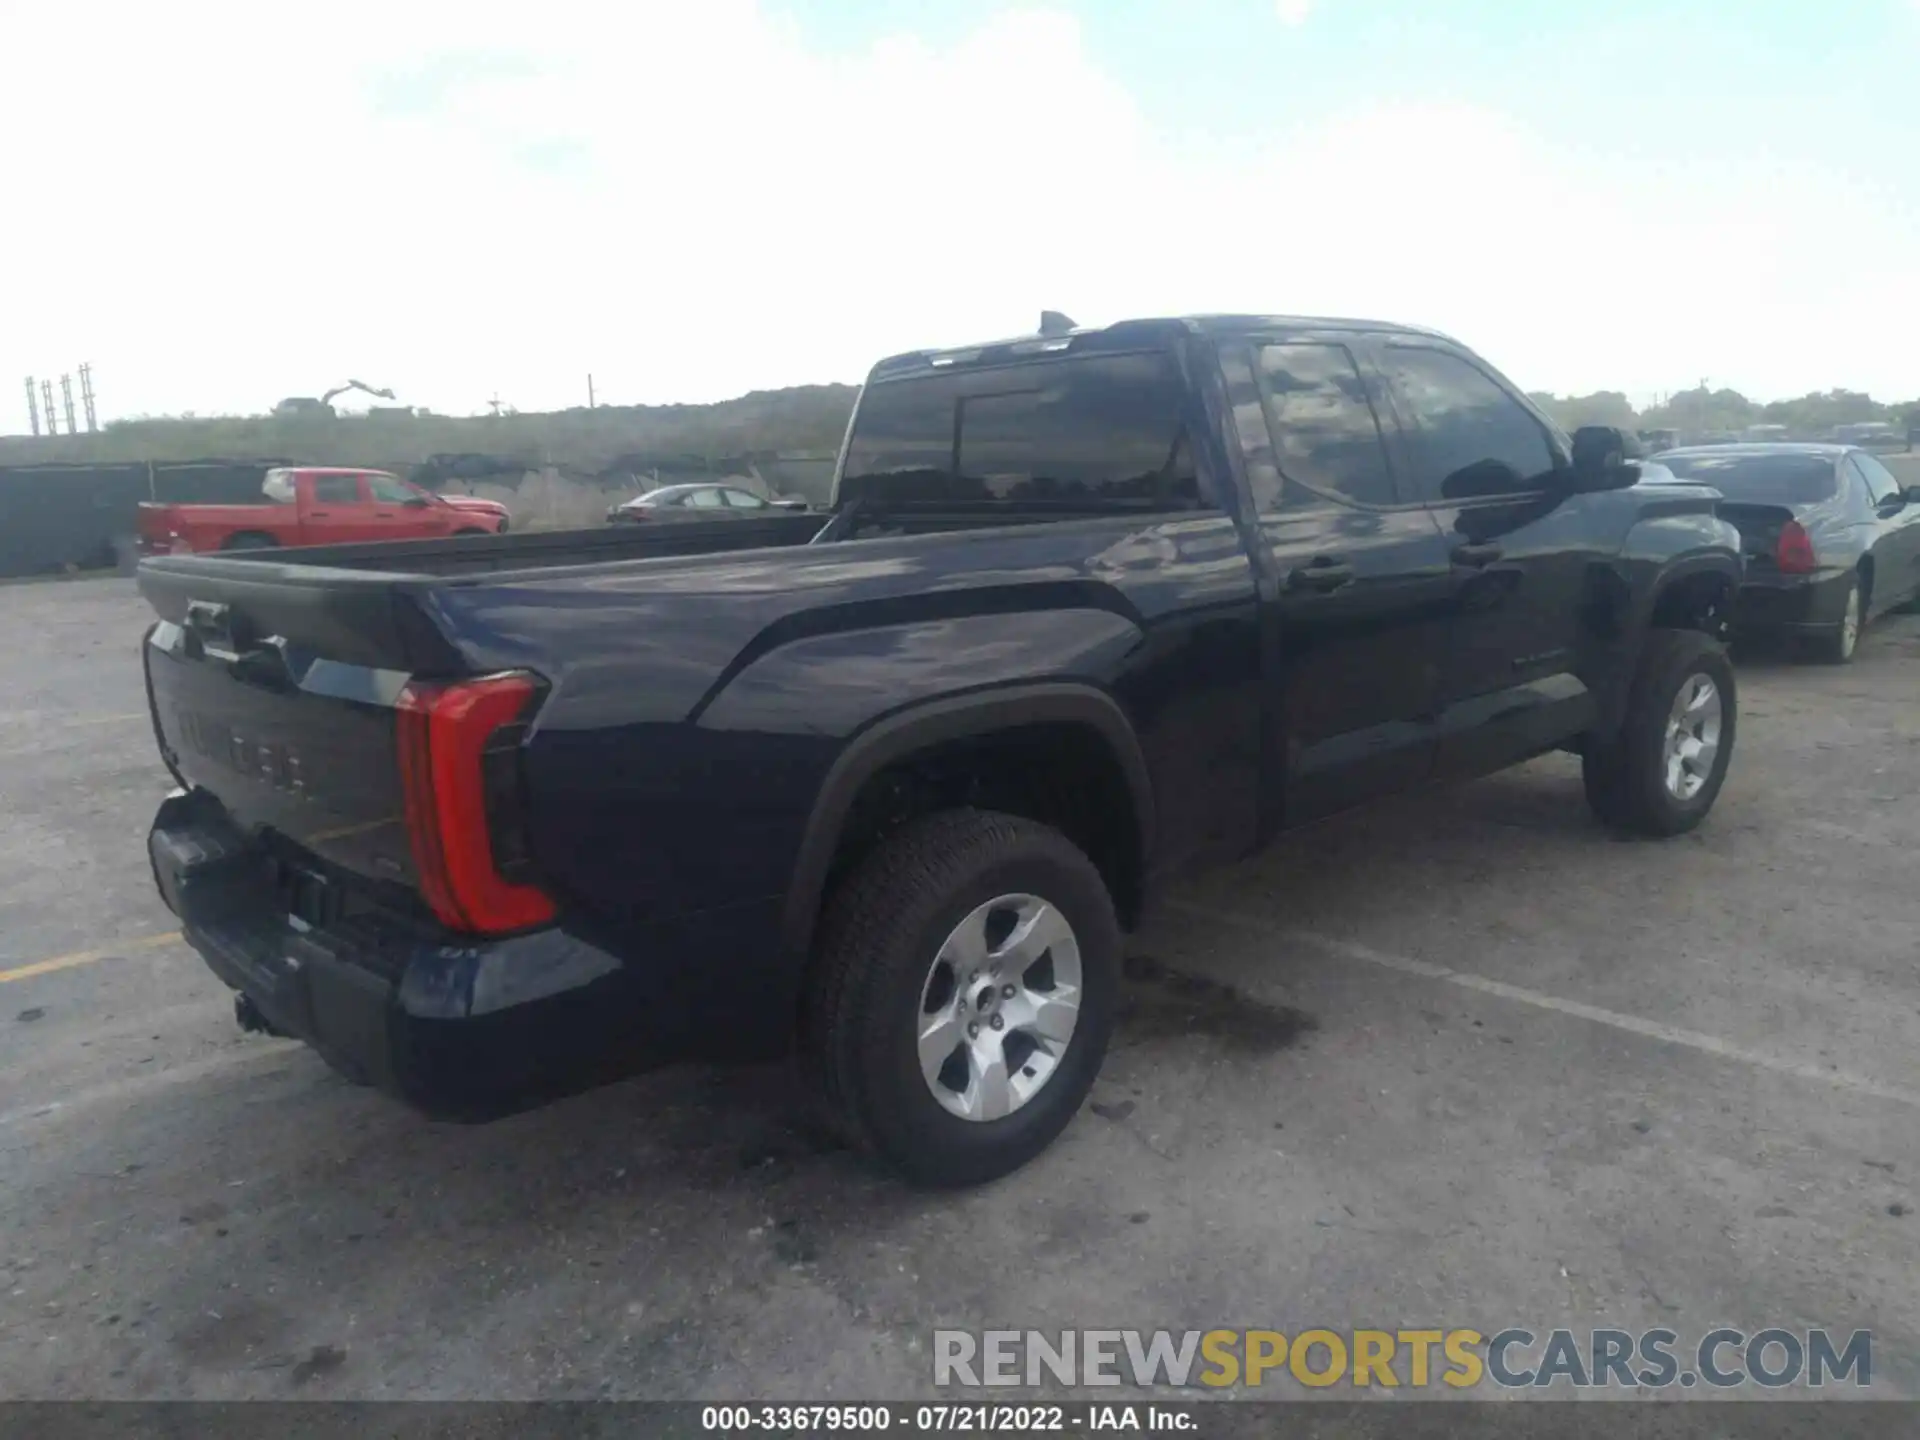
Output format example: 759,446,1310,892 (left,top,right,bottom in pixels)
1452,542,1503,568
1287,556,1356,592
308,511,330,518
